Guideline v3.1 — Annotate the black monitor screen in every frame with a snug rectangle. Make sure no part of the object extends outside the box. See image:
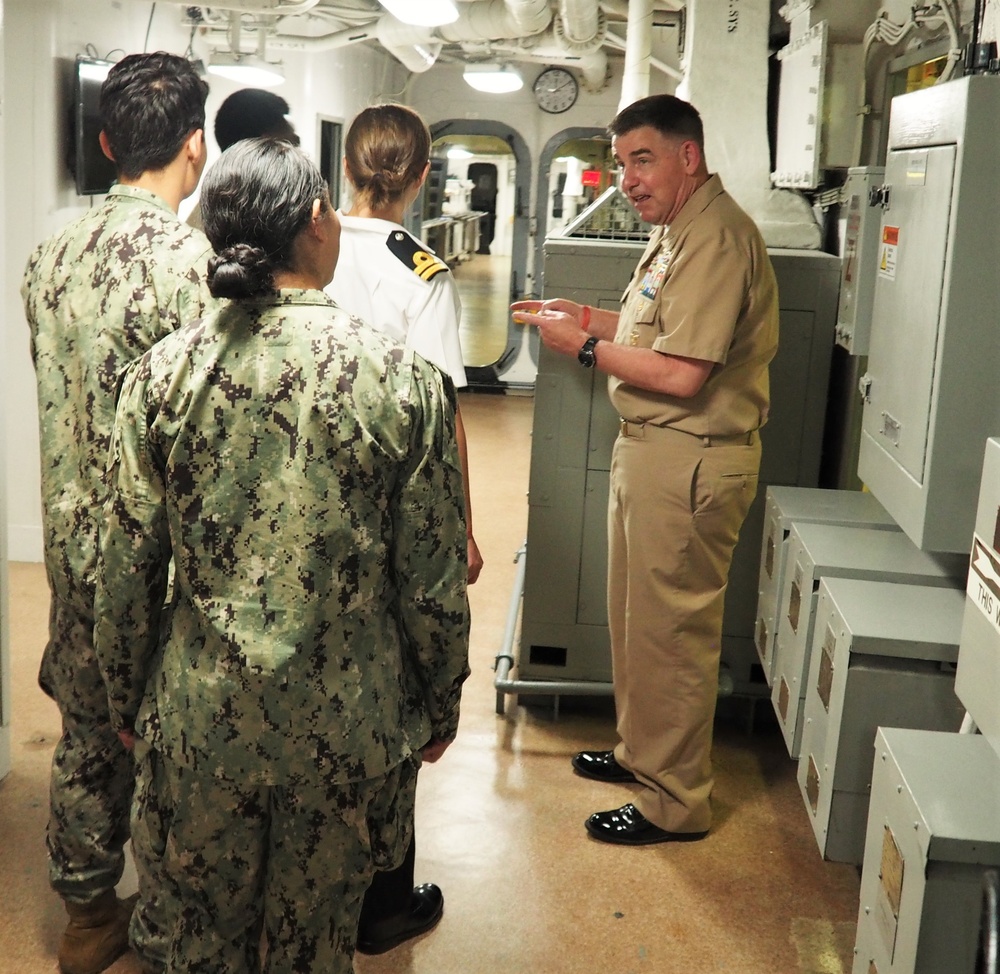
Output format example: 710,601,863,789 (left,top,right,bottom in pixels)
71,57,116,196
